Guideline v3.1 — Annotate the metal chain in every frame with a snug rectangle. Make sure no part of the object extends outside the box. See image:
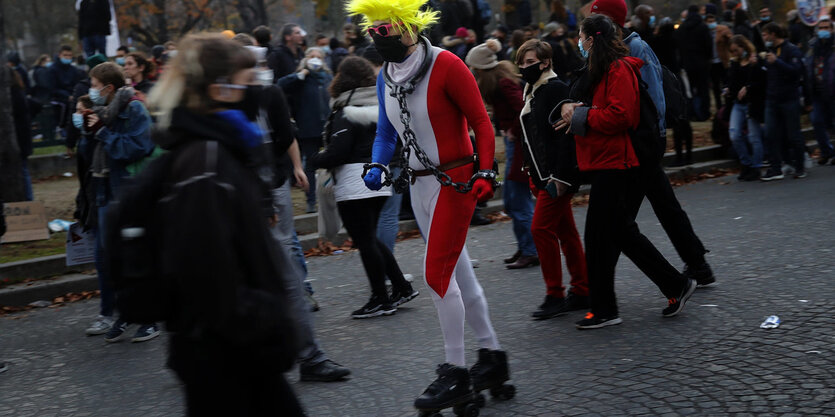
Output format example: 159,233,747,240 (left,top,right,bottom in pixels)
364,83,499,194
